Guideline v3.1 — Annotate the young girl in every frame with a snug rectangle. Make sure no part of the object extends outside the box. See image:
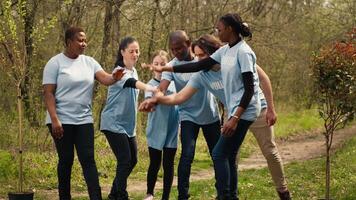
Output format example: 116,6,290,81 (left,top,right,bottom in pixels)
100,37,155,200
144,50,179,200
